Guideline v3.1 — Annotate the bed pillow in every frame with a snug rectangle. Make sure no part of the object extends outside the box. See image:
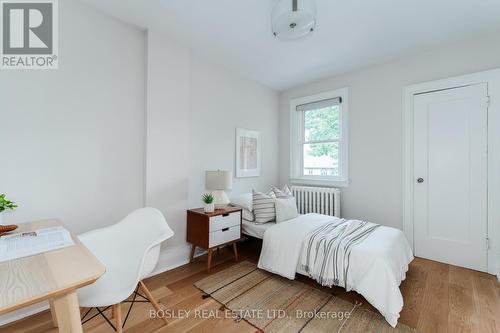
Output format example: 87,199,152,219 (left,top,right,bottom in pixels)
283,184,293,196
231,193,253,211
275,197,299,223
242,208,254,222
252,190,276,224
273,184,293,198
